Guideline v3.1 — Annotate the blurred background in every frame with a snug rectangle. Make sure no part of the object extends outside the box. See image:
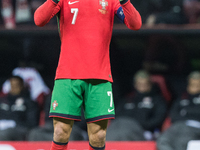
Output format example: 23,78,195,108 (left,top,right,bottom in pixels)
0,0,200,149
